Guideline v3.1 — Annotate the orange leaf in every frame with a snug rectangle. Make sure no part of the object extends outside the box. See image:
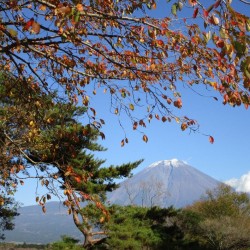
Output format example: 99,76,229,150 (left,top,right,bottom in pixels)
181,123,188,131
42,206,46,213
157,40,164,46
39,5,47,11
74,176,82,183
32,21,41,34
209,136,214,144
143,135,148,143
189,0,197,7
76,3,84,11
